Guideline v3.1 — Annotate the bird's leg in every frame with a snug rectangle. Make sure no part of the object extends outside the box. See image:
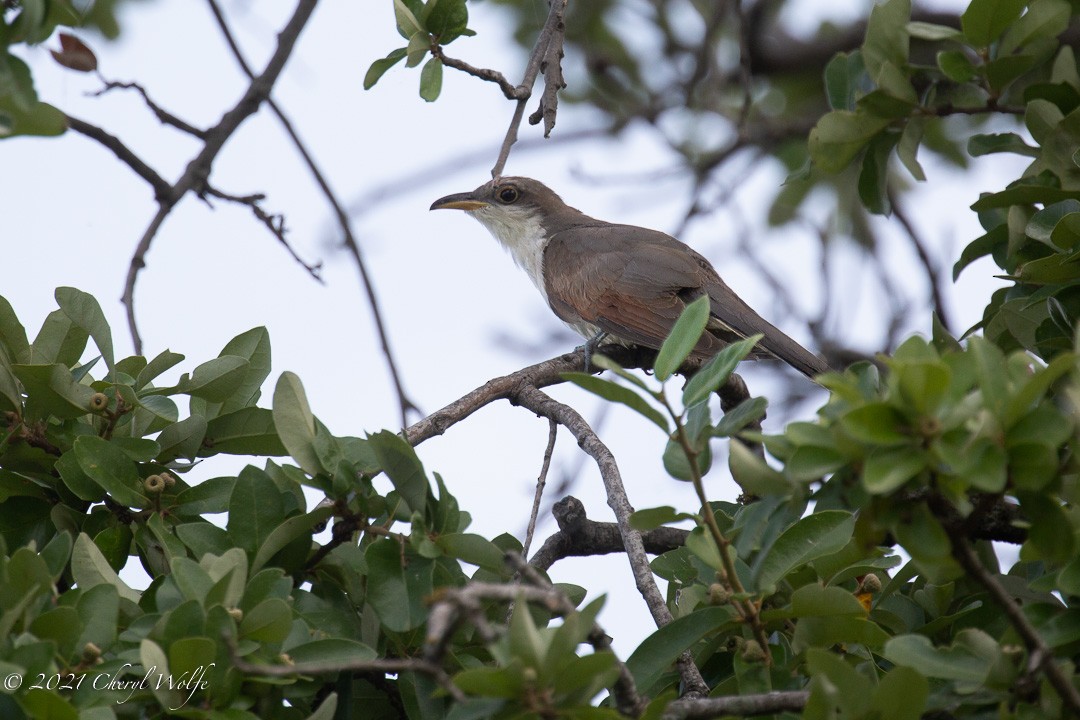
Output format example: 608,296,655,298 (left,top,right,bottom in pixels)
580,331,608,372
